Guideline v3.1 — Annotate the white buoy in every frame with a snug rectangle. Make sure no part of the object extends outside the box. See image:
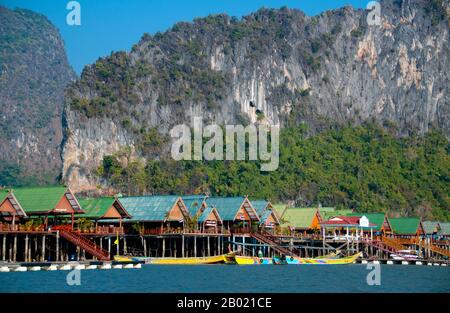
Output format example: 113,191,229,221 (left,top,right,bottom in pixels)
361,260,368,264
134,263,142,269
124,264,134,269
74,264,85,270
112,264,123,269
415,261,423,265
15,266,27,272
30,266,41,271
373,260,380,265
427,262,433,266
387,260,394,265
59,264,72,271
401,261,409,265
47,265,58,271
0,266,10,272
441,263,447,267
86,265,98,270
433,263,440,266
100,263,112,270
